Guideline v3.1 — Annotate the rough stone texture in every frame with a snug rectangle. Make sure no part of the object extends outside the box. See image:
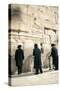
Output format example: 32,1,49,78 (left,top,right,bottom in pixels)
9,4,59,74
